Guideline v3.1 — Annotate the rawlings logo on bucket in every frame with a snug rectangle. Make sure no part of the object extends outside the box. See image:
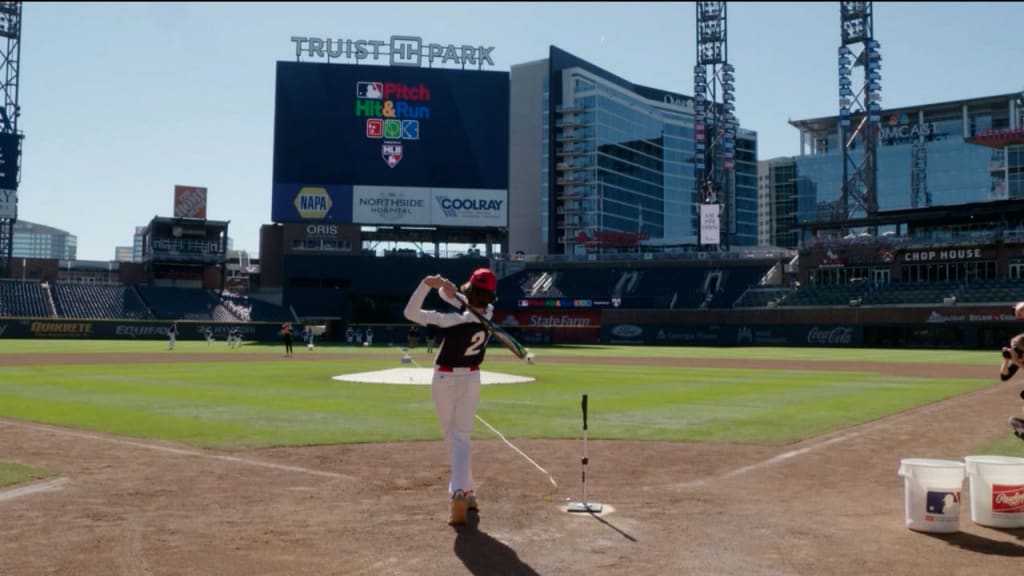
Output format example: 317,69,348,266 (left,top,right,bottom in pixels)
992,484,1024,513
